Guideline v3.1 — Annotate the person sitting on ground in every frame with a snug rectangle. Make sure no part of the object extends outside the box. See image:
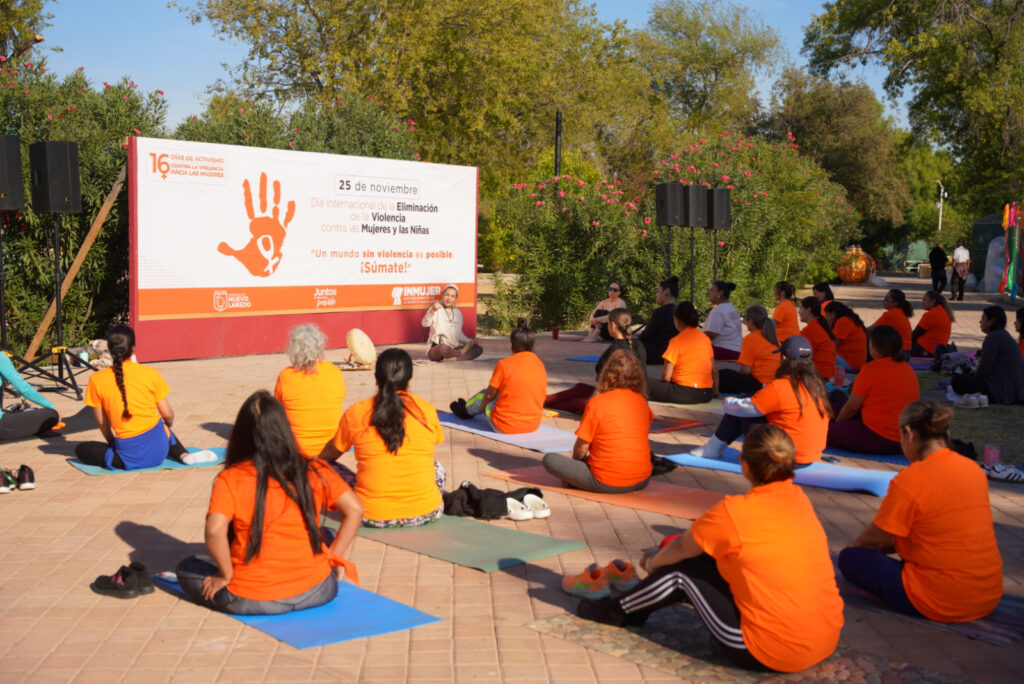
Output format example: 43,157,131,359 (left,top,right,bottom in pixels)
693,336,831,467
421,284,483,362
583,281,628,342
647,302,718,405
637,276,678,363
0,353,60,441
828,326,920,454
838,401,1002,622
542,350,653,493
274,324,346,459
911,290,953,357
1017,307,1024,360
319,348,447,527
573,424,843,673
717,304,780,396
545,308,646,414
868,289,913,353
798,297,836,380
771,281,800,343
176,391,363,615
812,282,835,310
950,305,1024,405
76,324,204,470
824,302,867,371
703,280,743,360
451,319,548,432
